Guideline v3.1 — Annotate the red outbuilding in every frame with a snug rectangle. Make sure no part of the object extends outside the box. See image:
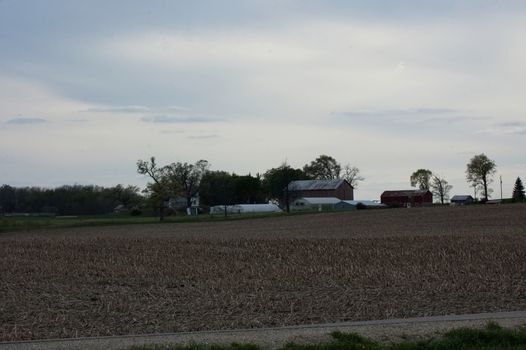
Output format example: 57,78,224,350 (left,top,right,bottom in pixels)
381,190,433,207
